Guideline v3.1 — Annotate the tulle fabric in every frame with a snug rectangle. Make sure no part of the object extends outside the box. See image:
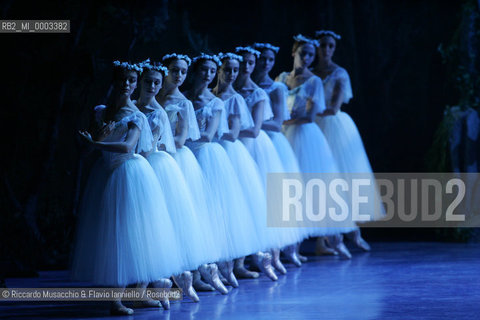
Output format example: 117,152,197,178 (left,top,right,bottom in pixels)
188,141,264,259
73,154,184,286
241,131,305,245
220,139,287,250
223,94,254,130
73,108,184,286
263,82,291,121
317,112,385,221
195,97,229,138
322,67,353,107
278,74,357,235
276,73,326,116
172,146,231,261
243,87,274,121
147,150,221,268
165,98,200,141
